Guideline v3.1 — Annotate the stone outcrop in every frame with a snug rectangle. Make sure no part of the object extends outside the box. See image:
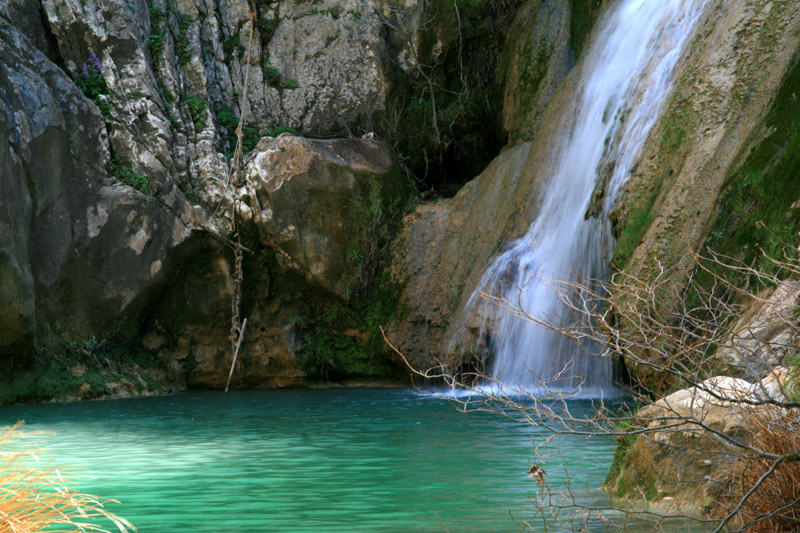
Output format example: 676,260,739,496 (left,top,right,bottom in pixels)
0,17,200,359
606,370,794,511
241,135,410,299
716,281,800,379
387,142,533,370
163,135,410,389
0,0,415,398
